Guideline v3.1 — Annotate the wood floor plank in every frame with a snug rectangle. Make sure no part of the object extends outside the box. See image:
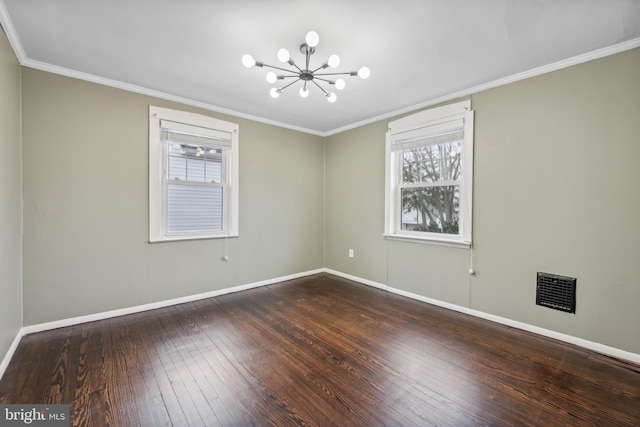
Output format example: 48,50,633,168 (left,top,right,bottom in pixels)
160,304,238,426
1,273,639,426
139,312,192,427
120,317,174,427
100,319,143,427
70,324,104,427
